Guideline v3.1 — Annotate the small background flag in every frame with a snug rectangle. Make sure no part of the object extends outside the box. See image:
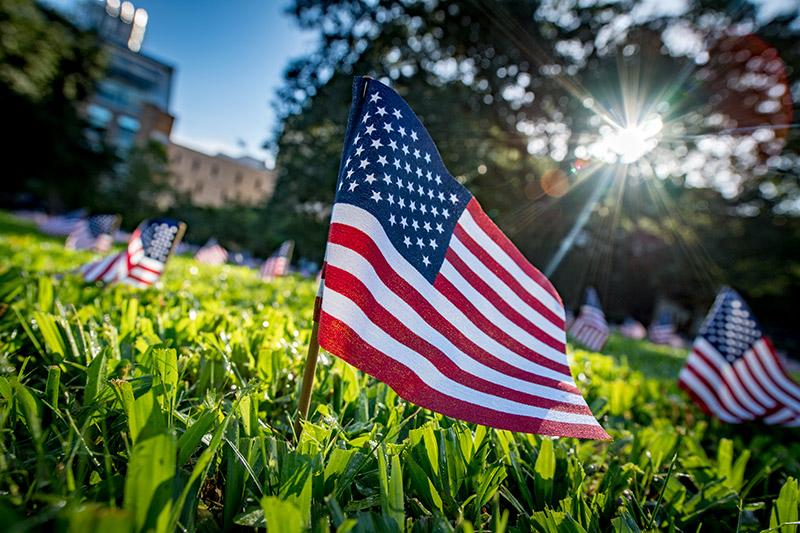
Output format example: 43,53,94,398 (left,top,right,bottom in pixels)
80,218,185,288
569,287,609,352
65,214,121,253
38,209,86,236
316,77,608,439
195,238,228,265
679,287,800,426
260,240,294,280
620,318,647,340
649,311,679,345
